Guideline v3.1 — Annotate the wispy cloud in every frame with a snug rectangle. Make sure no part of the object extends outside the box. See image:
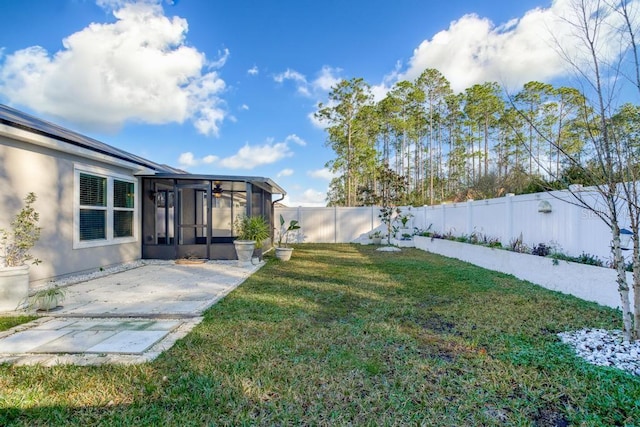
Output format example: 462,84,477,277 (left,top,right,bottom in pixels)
178,133,304,171
219,141,293,169
285,134,307,146
178,152,219,168
247,65,259,76
274,65,342,98
311,66,341,92
274,68,310,96
308,168,336,181
282,188,326,207
277,168,294,177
